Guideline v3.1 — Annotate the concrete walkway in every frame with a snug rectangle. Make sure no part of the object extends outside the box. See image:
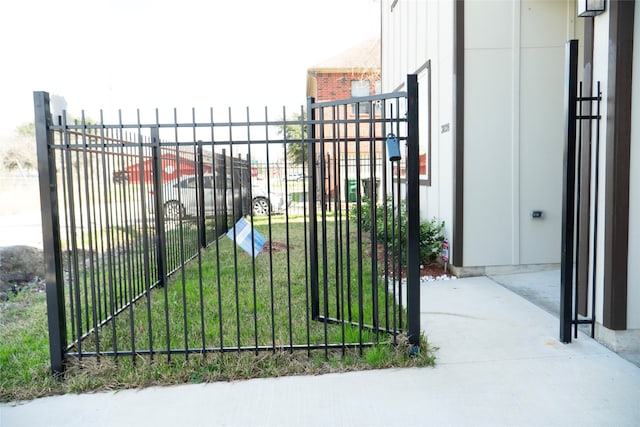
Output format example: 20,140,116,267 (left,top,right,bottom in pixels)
2,276,640,426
